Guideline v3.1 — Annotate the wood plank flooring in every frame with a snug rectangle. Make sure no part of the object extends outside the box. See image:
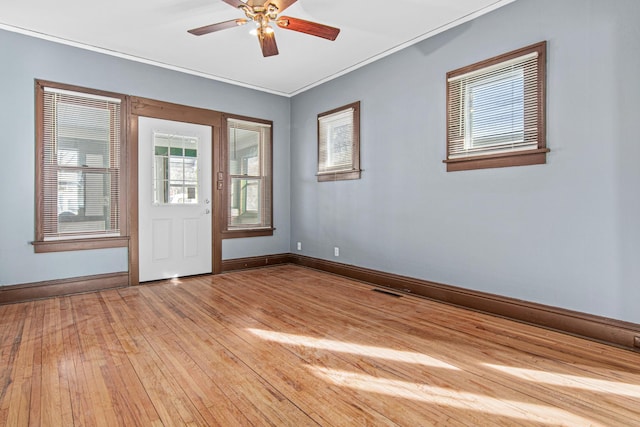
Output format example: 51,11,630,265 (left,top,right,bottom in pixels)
1,265,639,426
